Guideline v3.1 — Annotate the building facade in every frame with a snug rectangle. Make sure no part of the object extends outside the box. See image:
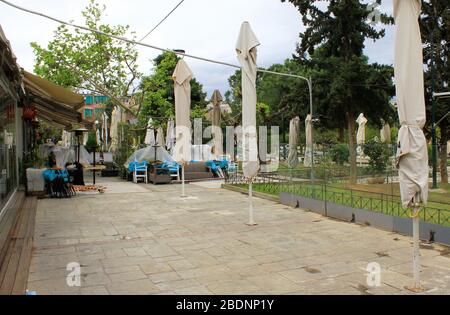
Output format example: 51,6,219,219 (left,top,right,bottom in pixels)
0,26,23,212
80,95,109,122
